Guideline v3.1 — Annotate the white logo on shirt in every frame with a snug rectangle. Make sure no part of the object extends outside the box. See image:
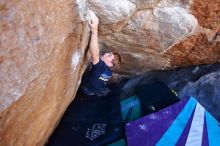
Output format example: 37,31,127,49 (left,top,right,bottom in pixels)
99,73,111,82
